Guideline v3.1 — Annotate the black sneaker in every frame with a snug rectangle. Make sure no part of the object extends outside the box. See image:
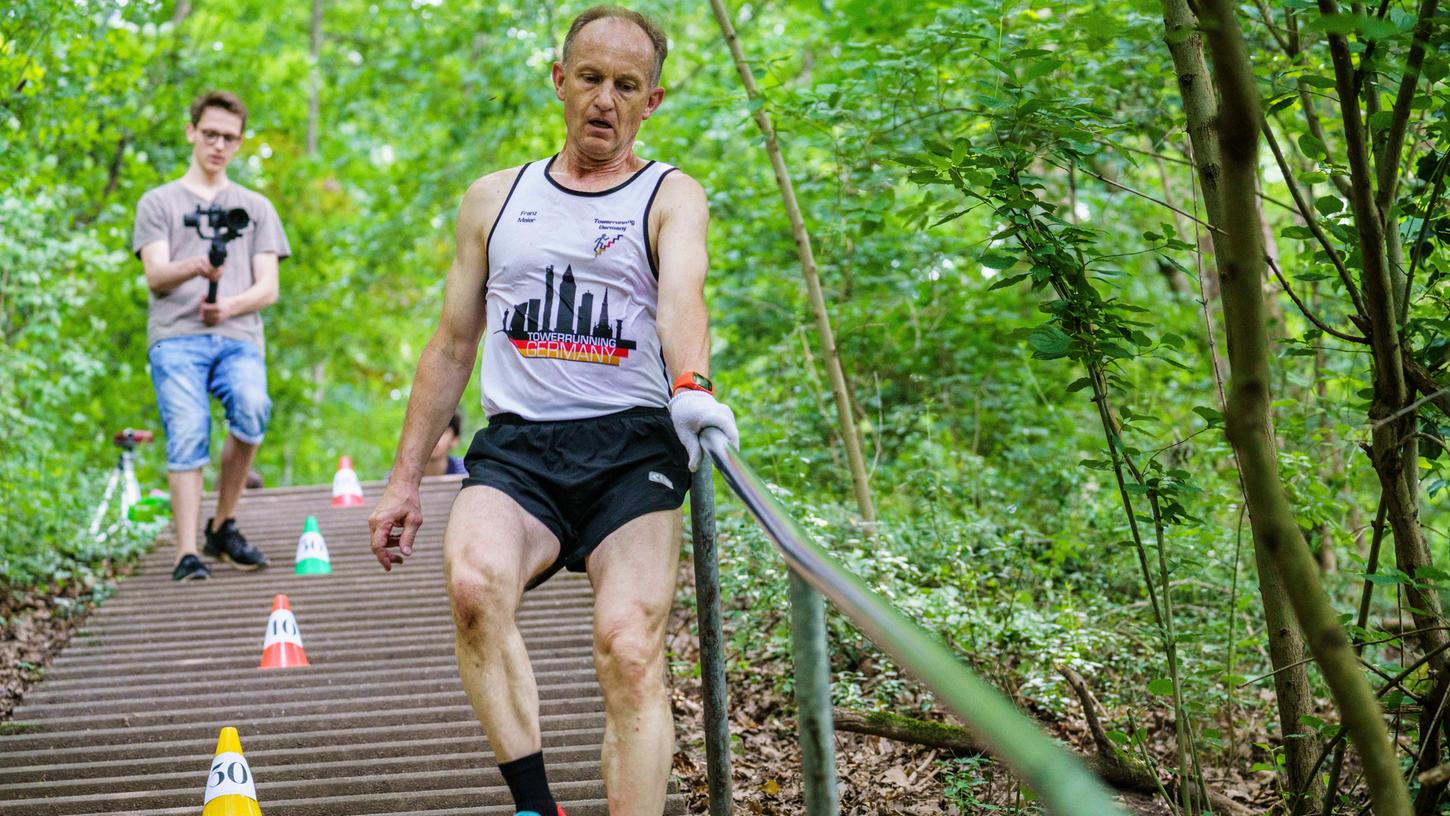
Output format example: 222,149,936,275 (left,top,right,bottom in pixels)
203,517,270,570
172,554,212,581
